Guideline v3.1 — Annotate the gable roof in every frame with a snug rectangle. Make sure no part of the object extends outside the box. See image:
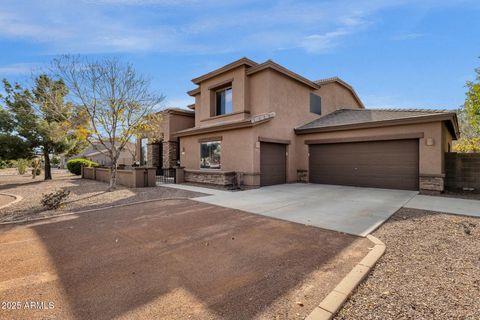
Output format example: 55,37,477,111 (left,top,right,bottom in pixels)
314,76,365,108
295,108,459,138
191,57,257,85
